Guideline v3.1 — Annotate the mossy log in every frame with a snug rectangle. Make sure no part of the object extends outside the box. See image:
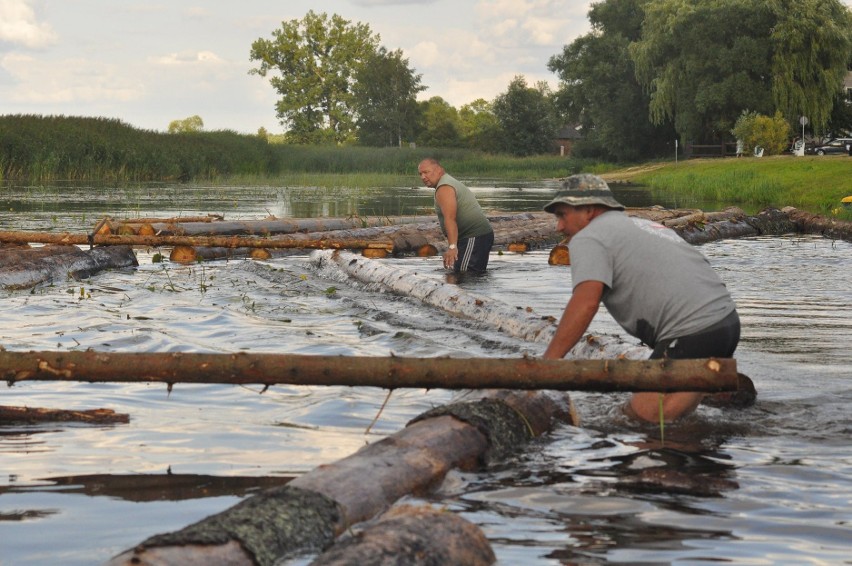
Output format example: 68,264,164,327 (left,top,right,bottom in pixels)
0,245,138,290
0,350,738,393
106,390,574,565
